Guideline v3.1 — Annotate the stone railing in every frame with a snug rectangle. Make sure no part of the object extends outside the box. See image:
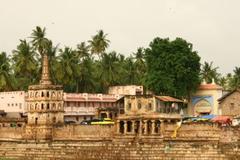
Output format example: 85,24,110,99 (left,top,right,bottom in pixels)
163,122,240,142
0,127,24,140
53,125,115,140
